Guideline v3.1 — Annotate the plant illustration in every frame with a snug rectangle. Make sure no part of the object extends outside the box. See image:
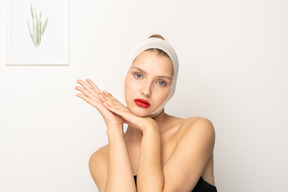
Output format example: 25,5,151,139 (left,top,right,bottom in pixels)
27,4,48,47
